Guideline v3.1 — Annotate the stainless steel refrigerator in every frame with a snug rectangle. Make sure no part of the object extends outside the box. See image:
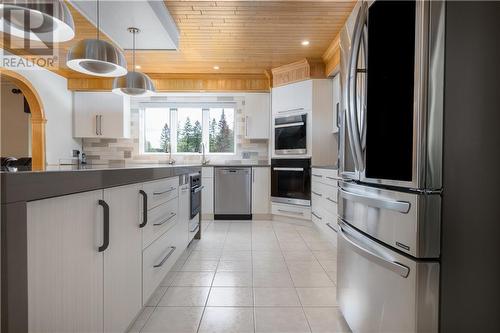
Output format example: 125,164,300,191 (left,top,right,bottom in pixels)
336,1,444,332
